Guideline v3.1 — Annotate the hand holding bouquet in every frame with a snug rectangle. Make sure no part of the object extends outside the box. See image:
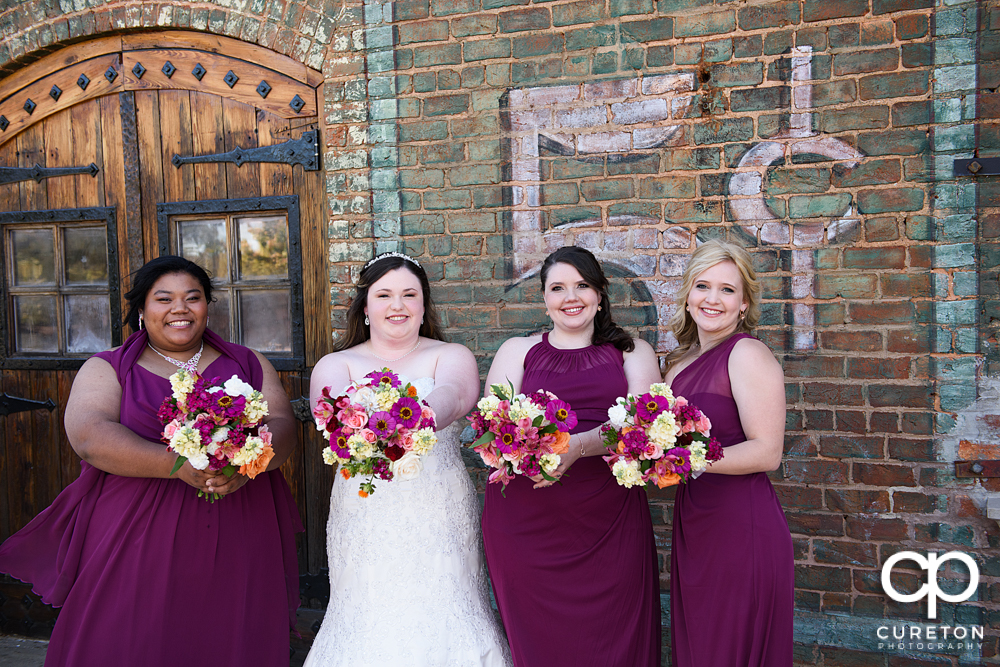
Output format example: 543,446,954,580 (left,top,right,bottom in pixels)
157,369,274,502
602,382,723,489
313,368,437,498
467,381,577,489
